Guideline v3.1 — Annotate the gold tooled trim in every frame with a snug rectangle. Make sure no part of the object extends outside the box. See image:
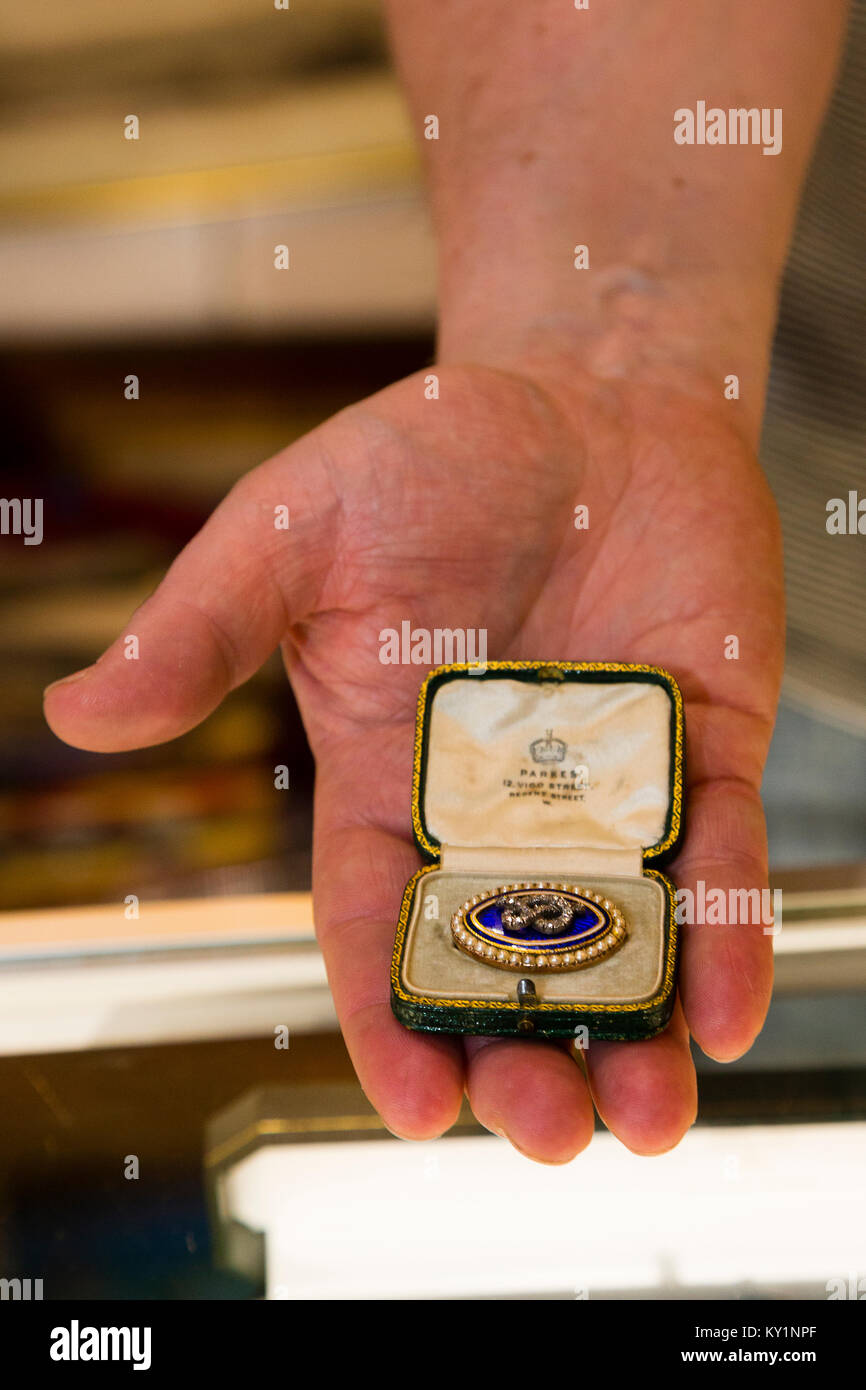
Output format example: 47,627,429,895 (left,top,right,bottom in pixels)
390,864,678,1016
410,661,684,862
